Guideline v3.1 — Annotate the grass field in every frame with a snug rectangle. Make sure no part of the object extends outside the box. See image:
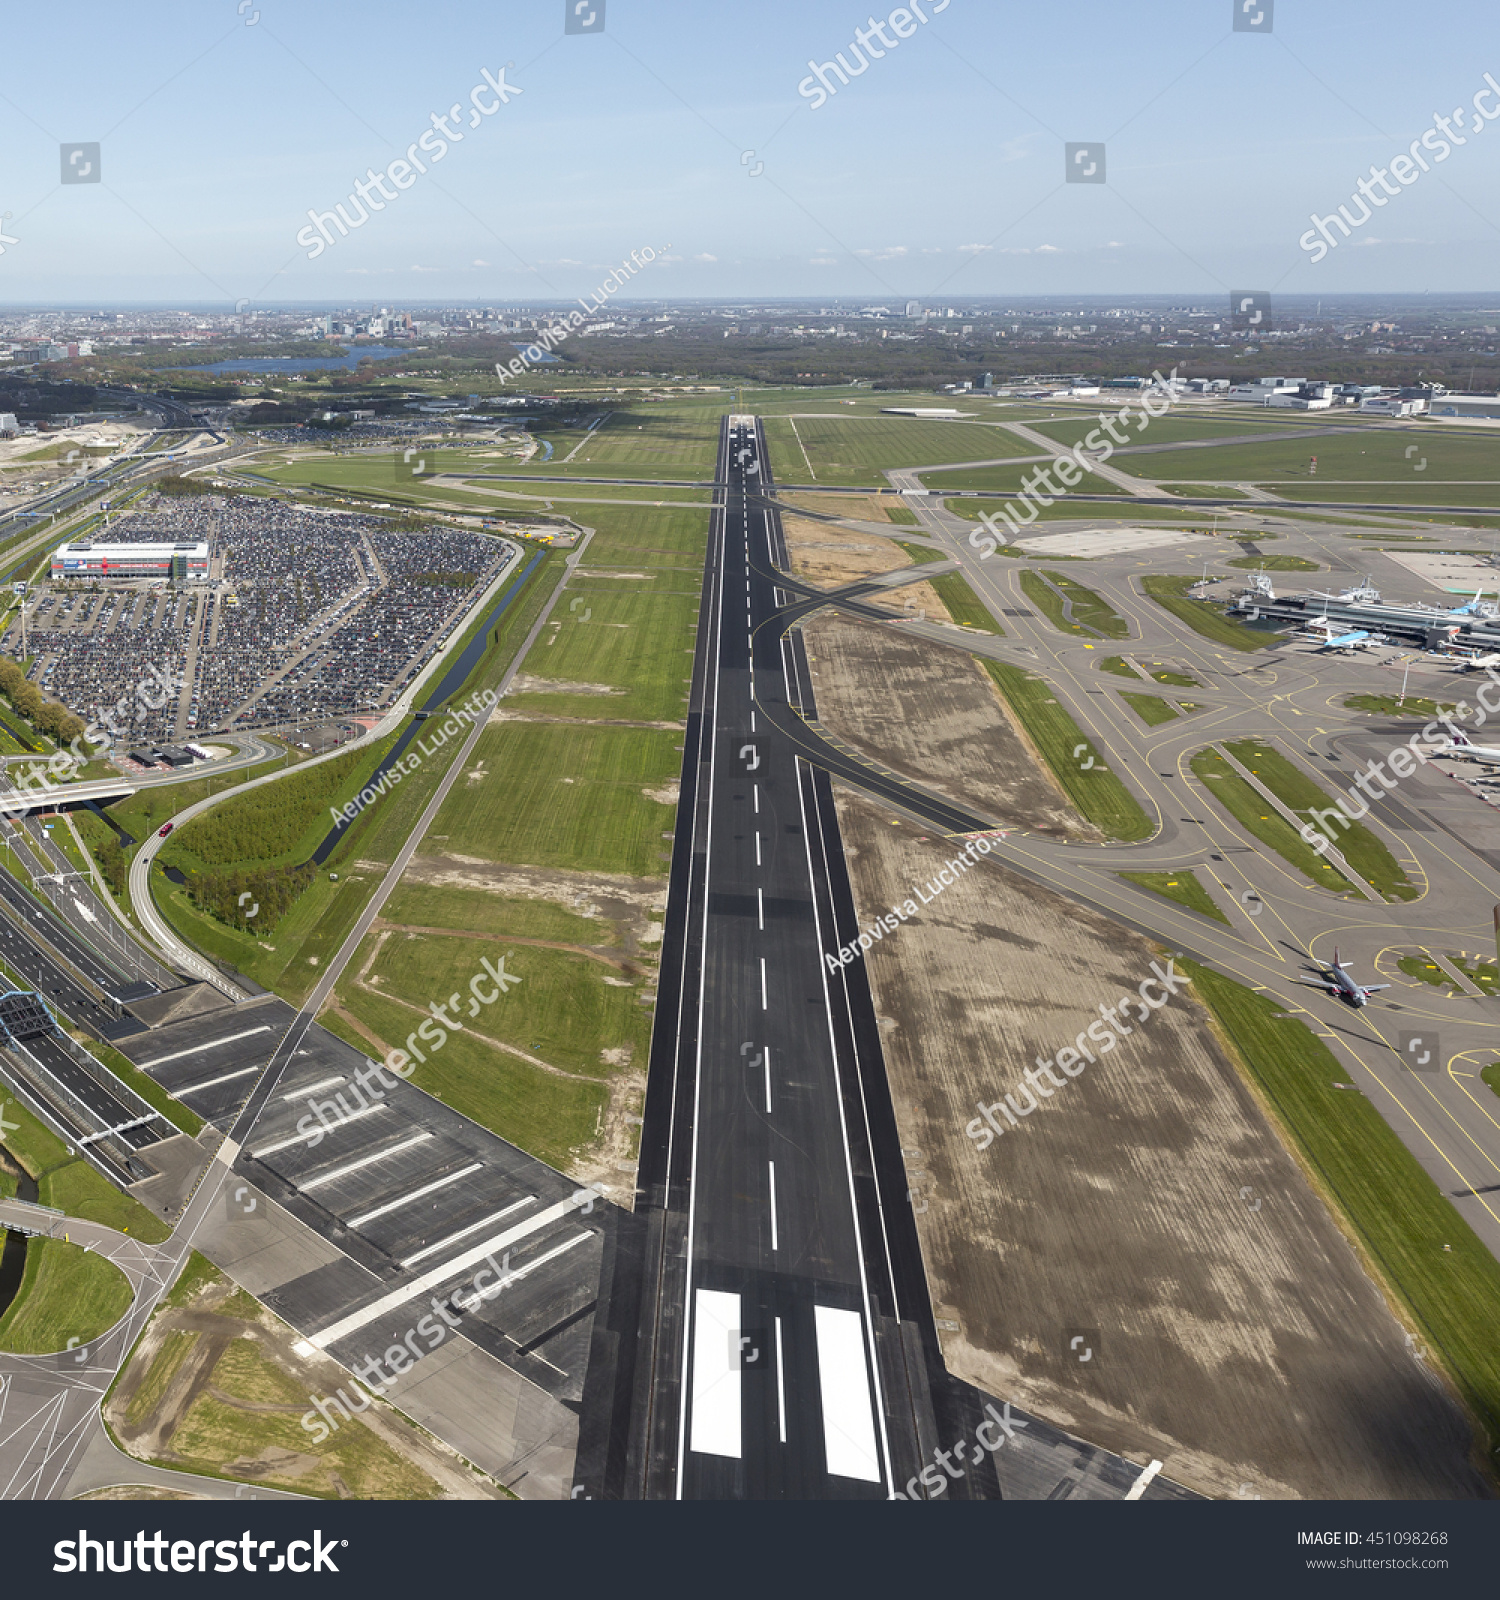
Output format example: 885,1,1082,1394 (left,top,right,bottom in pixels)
1018,568,1127,638
1022,415,1295,451
1343,693,1457,719
1189,959,1500,1457
1098,655,1140,678
506,582,699,721
1111,428,1500,485
567,503,708,565
1120,691,1180,726
1119,868,1229,923
1191,747,1356,893
425,722,680,877
761,415,1027,486
0,1235,132,1354
1398,955,1454,991
0,1092,168,1241
895,540,946,565
1482,1062,1500,1099
979,661,1153,841
1142,574,1275,651
366,933,650,1076
927,571,999,633
1264,481,1500,507
1227,554,1321,571
381,882,618,944
1223,738,1418,901
327,984,607,1171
